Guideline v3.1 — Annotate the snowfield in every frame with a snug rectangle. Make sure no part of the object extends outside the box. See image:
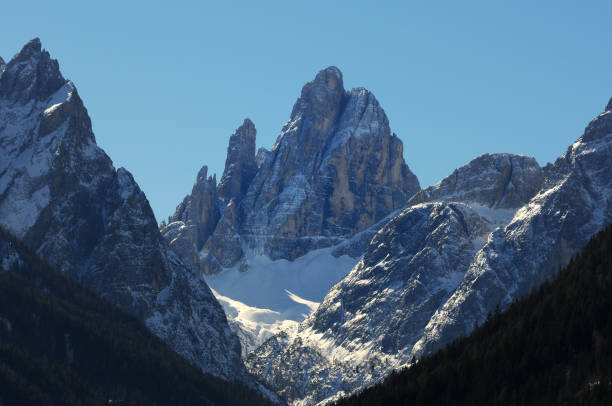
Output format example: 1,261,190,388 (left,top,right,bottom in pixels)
205,247,358,356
